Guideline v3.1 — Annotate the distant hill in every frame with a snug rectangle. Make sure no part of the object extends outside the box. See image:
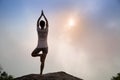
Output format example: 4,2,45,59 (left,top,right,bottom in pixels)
14,71,83,80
